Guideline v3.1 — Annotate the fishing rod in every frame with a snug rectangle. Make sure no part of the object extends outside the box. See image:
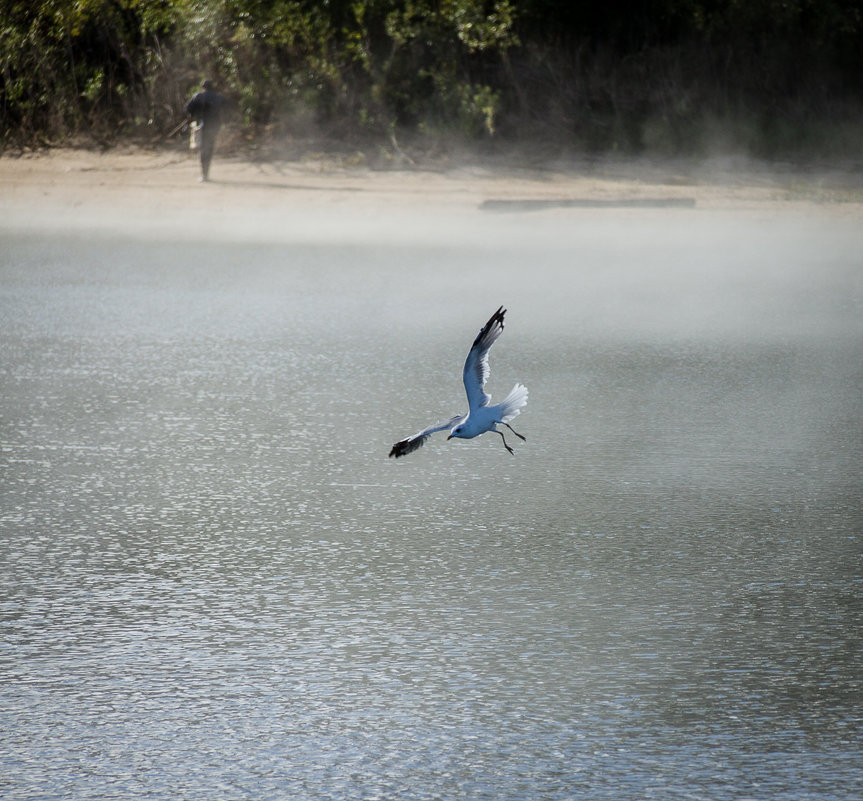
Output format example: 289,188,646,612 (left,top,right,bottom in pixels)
165,117,190,138
150,116,190,145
